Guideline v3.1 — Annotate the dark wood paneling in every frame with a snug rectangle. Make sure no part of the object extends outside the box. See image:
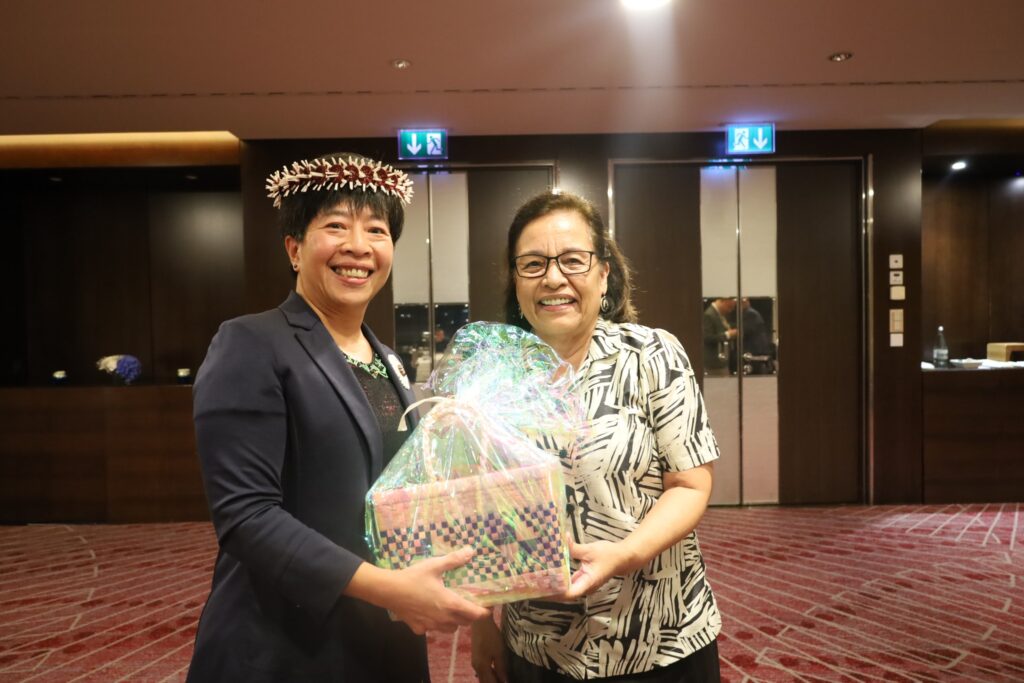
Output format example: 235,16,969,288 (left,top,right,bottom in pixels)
0,388,108,522
0,387,206,523
466,168,553,324
921,178,990,359
149,193,245,383
105,386,207,522
0,184,27,384
23,190,154,385
922,369,1024,503
988,177,1024,343
612,164,703,361
777,163,862,504
770,130,922,503
923,122,1024,158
